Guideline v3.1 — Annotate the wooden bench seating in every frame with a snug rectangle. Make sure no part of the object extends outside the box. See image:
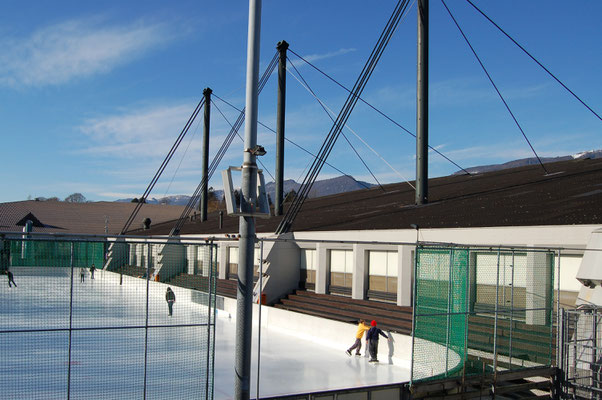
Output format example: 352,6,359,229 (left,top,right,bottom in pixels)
275,290,413,335
167,273,237,298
